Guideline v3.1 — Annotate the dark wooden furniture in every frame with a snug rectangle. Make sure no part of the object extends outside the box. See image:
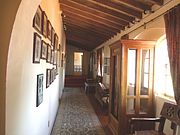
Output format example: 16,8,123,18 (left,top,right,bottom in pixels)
95,82,109,108
84,76,102,94
130,102,179,135
108,40,156,135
